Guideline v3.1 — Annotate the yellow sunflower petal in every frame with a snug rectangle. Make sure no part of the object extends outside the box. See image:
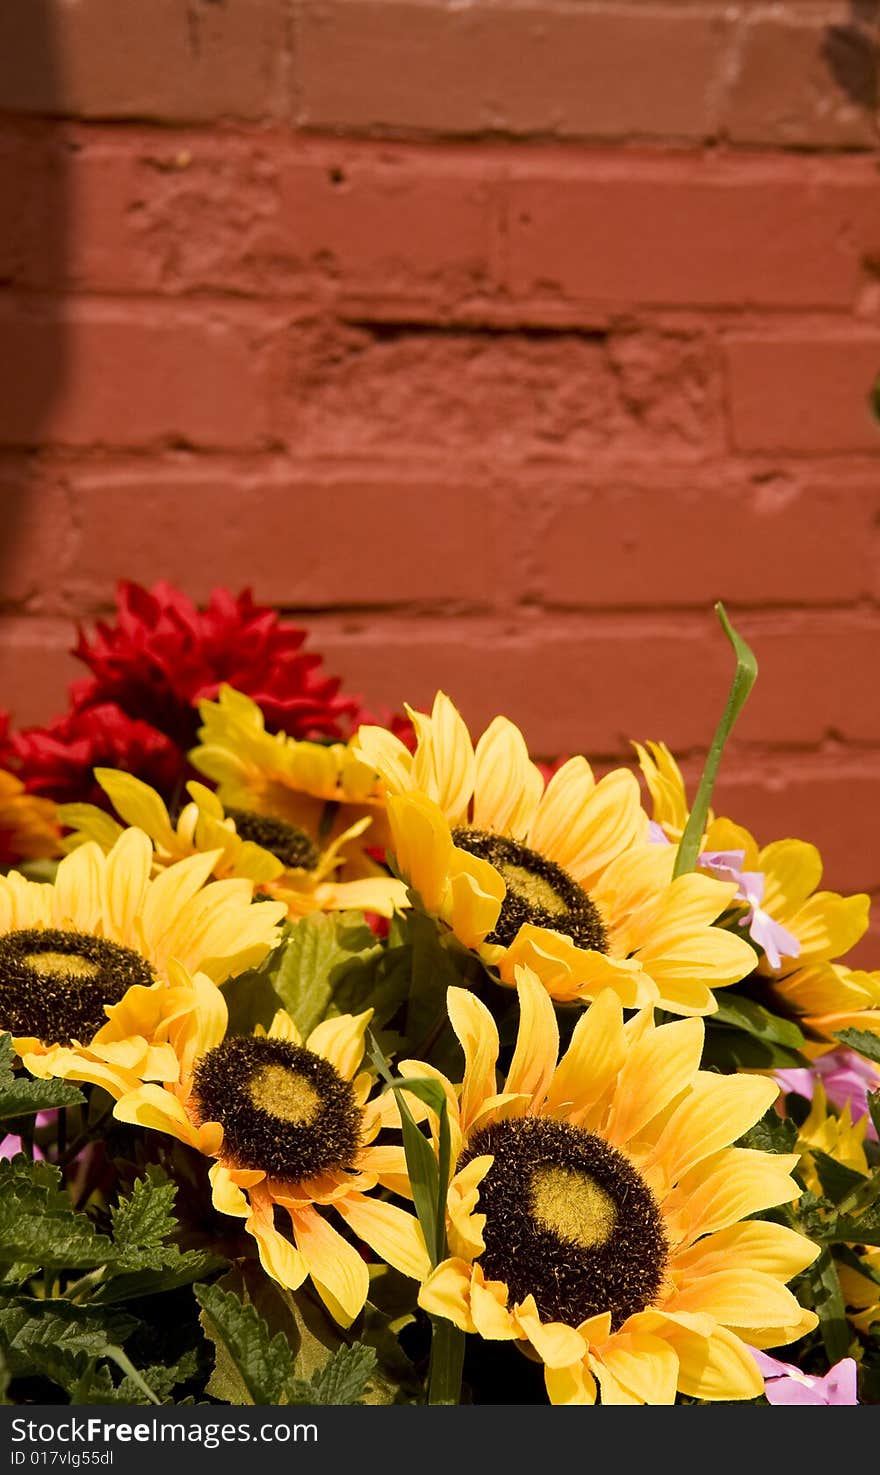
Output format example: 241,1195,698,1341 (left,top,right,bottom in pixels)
305,1010,372,1080
101,829,153,944
334,1192,431,1281
408,692,475,825
667,1270,805,1330
595,1331,679,1405
418,1259,477,1333
544,988,626,1122
544,1360,598,1406
246,1187,308,1291
646,1073,779,1187
662,1148,802,1244
673,1221,819,1282
648,1318,764,1402
446,987,500,1135
209,1162,250,1218
472,717,544,837
288,1205,370,1327
604,1016,704,1148
387,792,453,915
503,965,559,1107
513,1300,587,1369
